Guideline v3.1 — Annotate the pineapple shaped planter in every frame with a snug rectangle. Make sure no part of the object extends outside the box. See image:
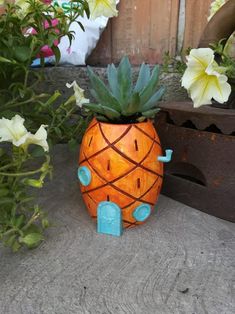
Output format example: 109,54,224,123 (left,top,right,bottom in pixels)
77,57,172,236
